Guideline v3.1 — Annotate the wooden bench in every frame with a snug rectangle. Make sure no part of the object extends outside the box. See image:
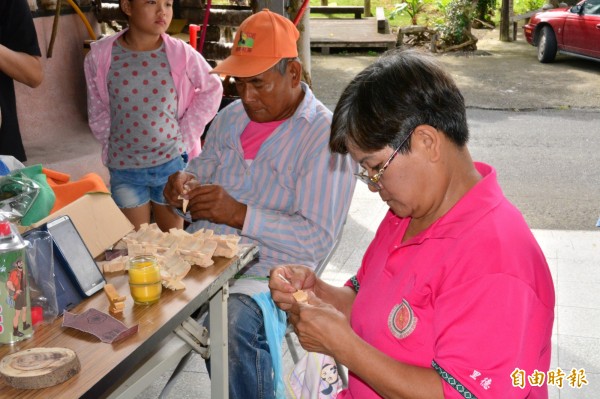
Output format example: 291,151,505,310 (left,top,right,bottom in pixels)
376,6,386,33
311,6,365,19
509,8,543,40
